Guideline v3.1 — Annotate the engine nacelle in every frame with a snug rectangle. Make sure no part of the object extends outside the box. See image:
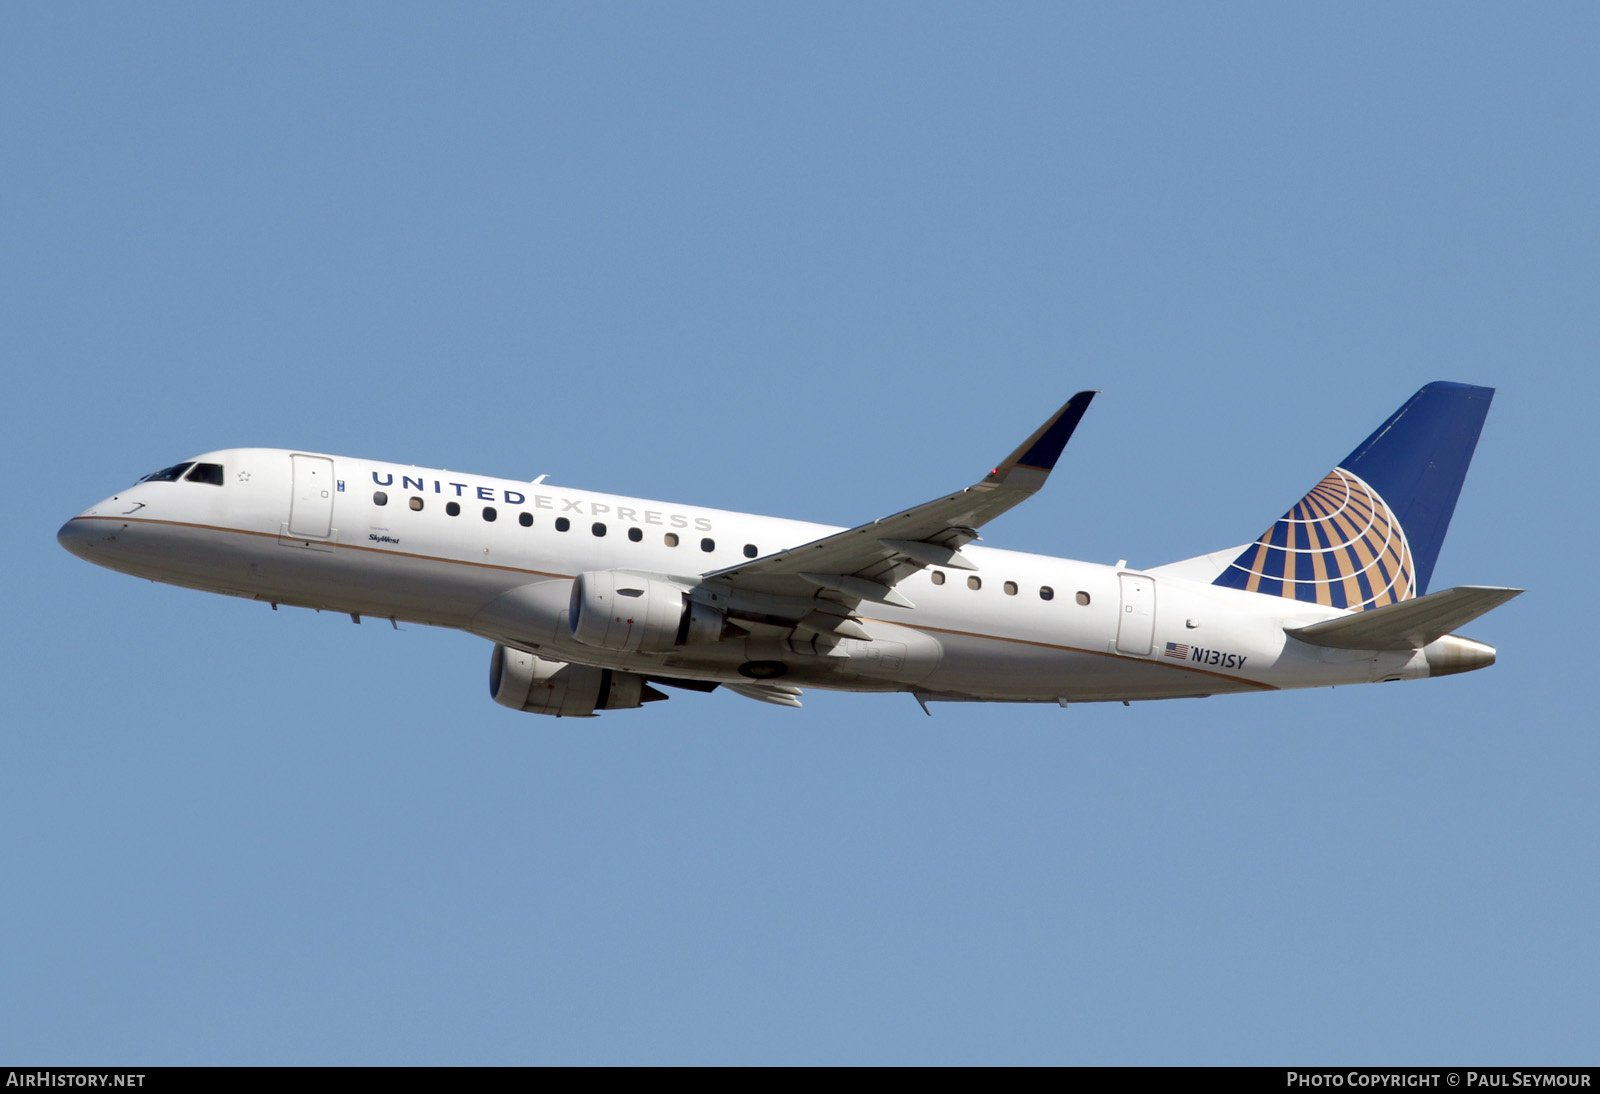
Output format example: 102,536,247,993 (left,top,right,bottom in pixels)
489,645,666,717
568,570,724,653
